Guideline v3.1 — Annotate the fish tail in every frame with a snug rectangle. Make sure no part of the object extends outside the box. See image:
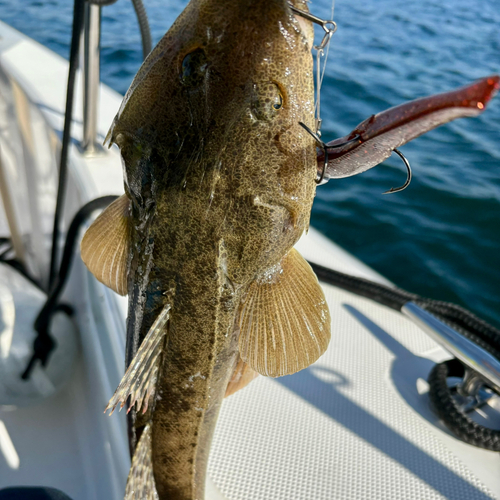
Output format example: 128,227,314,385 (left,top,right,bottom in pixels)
125,423,159,500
